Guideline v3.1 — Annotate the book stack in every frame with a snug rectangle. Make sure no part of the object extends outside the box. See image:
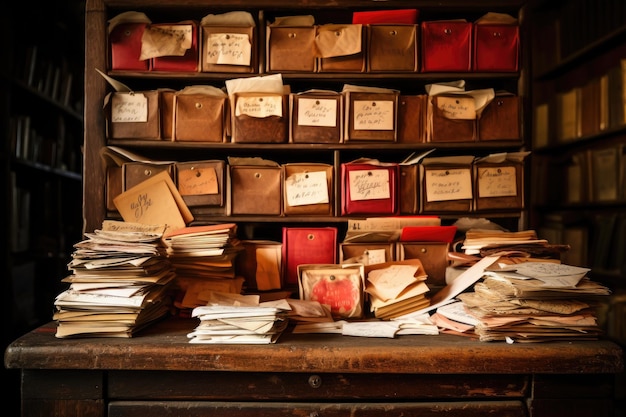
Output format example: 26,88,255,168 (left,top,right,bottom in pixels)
188,293,290,344
456,260,611,343
54,221,175,338
162,223,245,315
